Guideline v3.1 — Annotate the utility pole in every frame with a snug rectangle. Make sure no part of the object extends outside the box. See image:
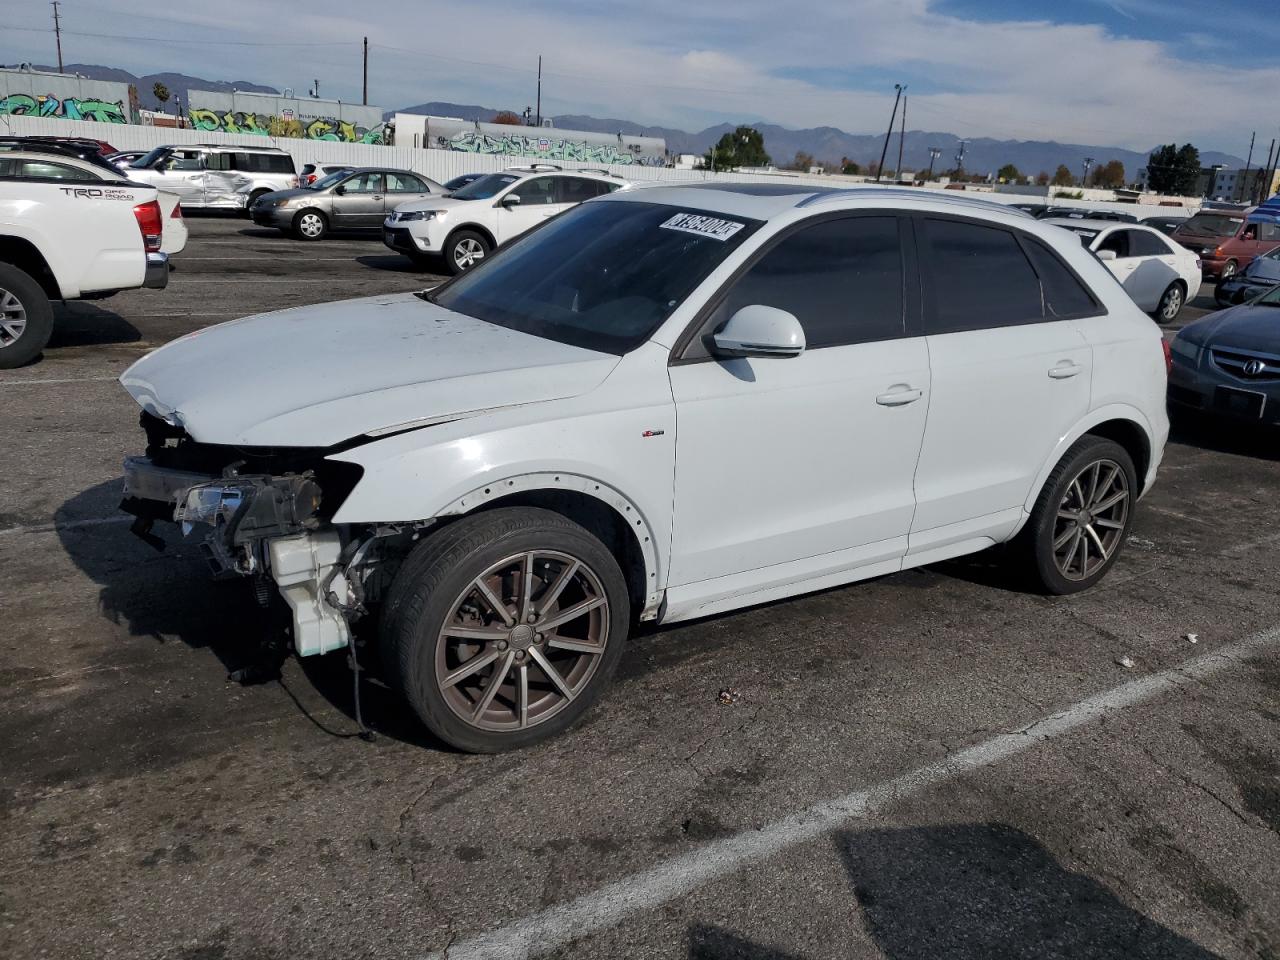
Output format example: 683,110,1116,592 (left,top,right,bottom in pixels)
1082,156,1095,186
955,140,966,175
1262,136,1279,203
51,1,64,72
1241,131,1255,202
876,83,904,183
362,37,368,105
896,93,907,182
534,56,542,128
926,146,941,180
